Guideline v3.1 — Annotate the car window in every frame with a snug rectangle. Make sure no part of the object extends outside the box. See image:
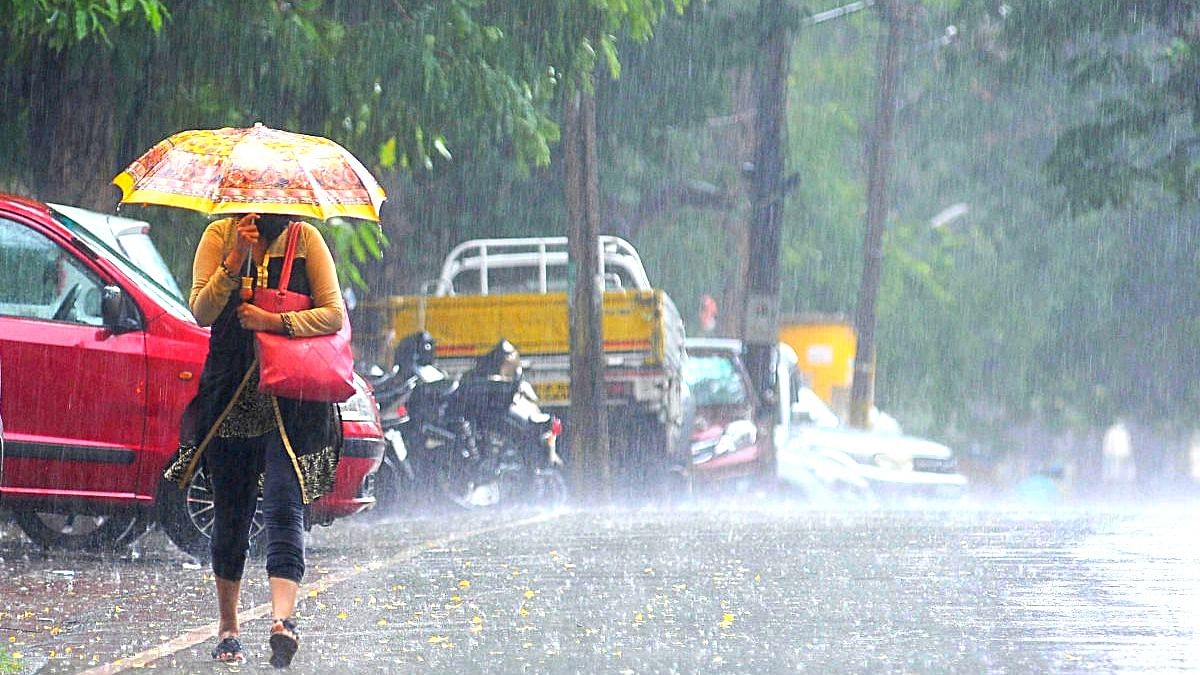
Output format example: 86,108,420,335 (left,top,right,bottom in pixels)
49,210,193,322
0,217,105,326
684,352,748,406
114,231,185,300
